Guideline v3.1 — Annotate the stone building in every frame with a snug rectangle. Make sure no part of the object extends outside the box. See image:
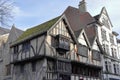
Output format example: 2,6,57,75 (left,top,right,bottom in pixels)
0,33,9,80
117,39,120,59
0,26,23,80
